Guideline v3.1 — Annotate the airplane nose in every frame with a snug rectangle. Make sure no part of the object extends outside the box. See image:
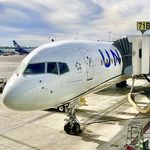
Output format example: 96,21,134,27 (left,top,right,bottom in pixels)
2,80,36,111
